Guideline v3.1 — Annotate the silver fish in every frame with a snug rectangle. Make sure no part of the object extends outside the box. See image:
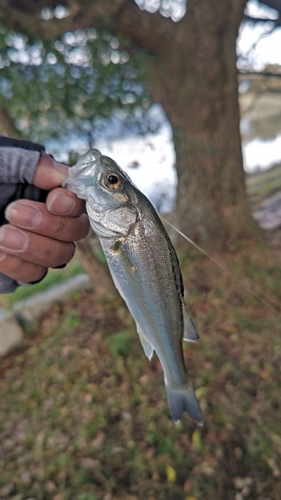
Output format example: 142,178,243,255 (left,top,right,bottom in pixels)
64,149,203,425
